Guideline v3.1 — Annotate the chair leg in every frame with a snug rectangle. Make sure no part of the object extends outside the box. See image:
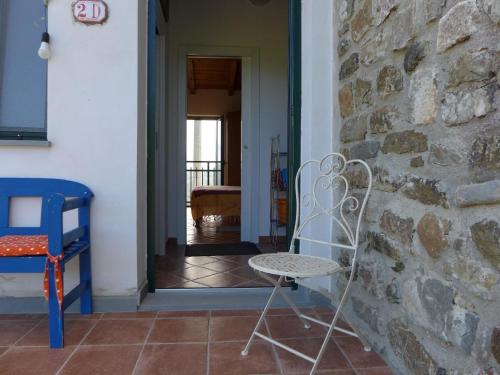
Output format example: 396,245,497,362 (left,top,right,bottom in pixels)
310,276,355,375
258,272,311,329
48,263,64,349
79,248,92,315
241,276,283,356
